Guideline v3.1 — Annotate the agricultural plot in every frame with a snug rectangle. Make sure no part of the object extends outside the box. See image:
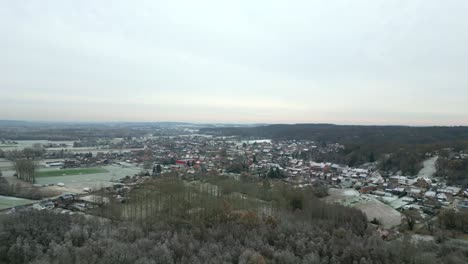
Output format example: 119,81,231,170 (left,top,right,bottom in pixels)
324,188,402,228
0,140,74,151
0,158,13,170
0,195,36,210
36,168,108,177
35,165,142,194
